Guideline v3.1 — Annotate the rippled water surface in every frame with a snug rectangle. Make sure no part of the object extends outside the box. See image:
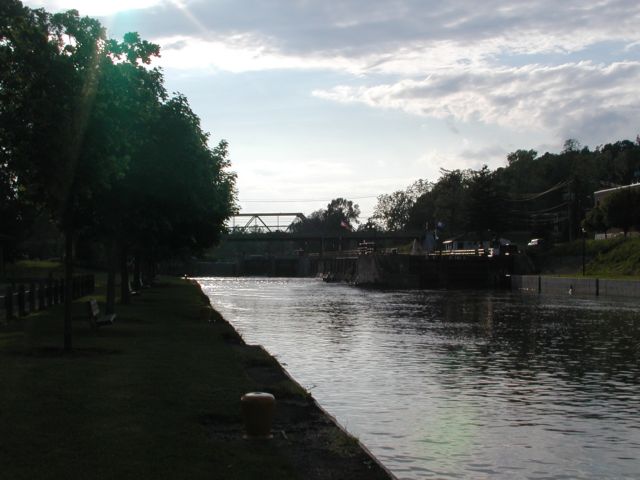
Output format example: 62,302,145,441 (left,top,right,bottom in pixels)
199,277,640,479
